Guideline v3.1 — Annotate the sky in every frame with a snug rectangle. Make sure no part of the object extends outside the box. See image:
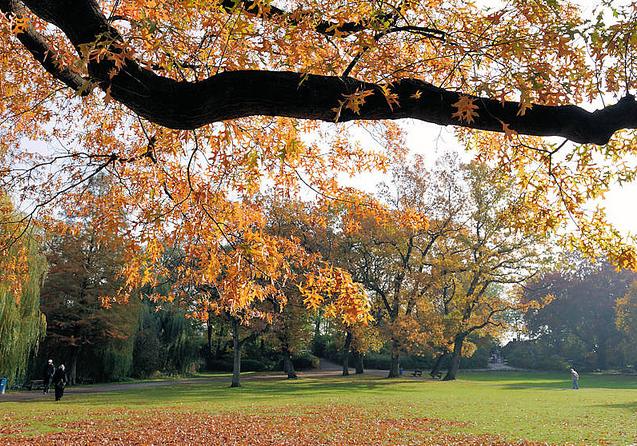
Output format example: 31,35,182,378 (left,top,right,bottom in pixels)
341,120,636,238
